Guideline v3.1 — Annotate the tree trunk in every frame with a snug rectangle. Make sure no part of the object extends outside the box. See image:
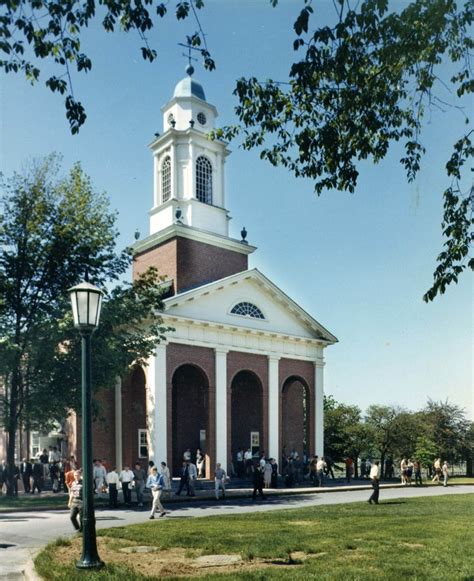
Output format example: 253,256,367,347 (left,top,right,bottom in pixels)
6,359,20,496
380,452,386,479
